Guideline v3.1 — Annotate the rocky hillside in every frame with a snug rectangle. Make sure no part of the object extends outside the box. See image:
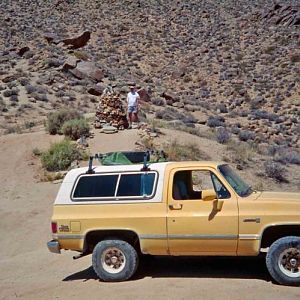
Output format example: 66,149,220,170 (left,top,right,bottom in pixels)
0,1,299,149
